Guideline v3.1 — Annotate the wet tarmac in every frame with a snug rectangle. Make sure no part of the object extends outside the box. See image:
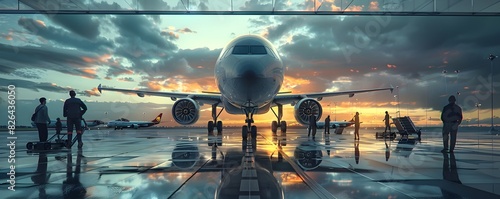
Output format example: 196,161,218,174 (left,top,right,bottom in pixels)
1,127,499,199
